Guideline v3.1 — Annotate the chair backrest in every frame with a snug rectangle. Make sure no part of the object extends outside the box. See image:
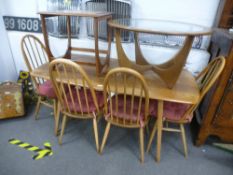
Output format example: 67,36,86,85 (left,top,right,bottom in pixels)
182,56,226,119
196,56,225,100
21,35,49,71
21,35,50,88
49,59,100,116
103,67,149,127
